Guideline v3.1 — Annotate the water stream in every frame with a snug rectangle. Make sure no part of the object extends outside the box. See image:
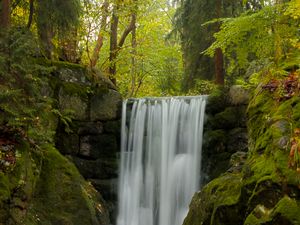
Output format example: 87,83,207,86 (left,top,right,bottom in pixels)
117,96,206,225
